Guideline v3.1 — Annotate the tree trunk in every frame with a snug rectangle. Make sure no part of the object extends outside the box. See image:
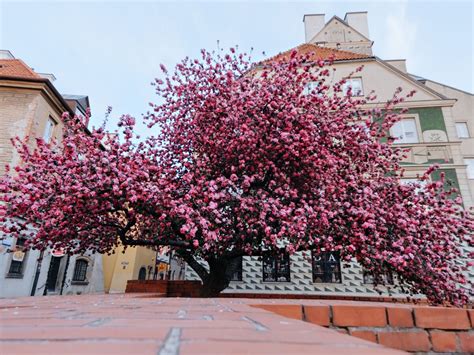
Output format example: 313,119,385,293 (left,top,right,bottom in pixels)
177,251,241,297
200,257,233,297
